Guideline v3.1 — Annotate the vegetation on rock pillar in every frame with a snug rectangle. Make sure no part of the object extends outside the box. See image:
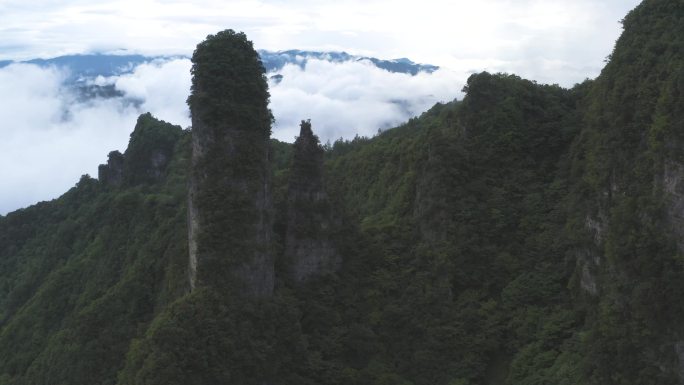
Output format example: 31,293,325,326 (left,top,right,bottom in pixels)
123,113,184,185
187,29,275,297
285,120,340,282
